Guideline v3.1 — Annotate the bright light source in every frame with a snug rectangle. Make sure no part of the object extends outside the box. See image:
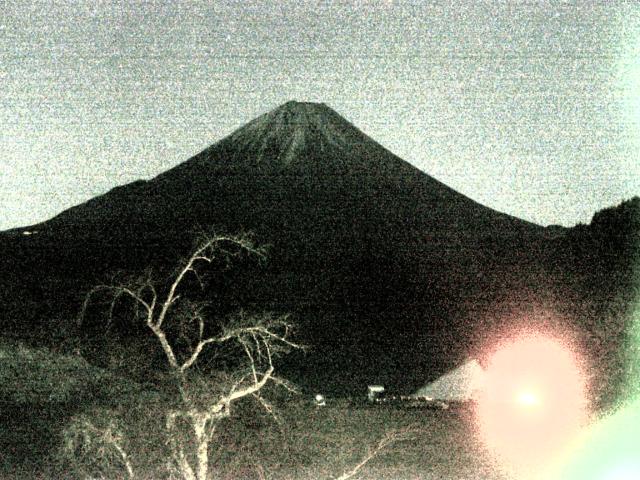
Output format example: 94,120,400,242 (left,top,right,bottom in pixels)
476,333,588,471
517,390,540,407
